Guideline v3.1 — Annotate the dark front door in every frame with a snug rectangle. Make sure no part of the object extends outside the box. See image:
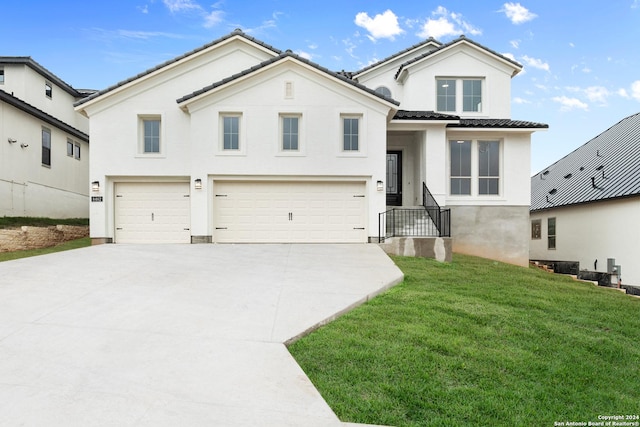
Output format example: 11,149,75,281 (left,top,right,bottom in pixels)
386,151,402,206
